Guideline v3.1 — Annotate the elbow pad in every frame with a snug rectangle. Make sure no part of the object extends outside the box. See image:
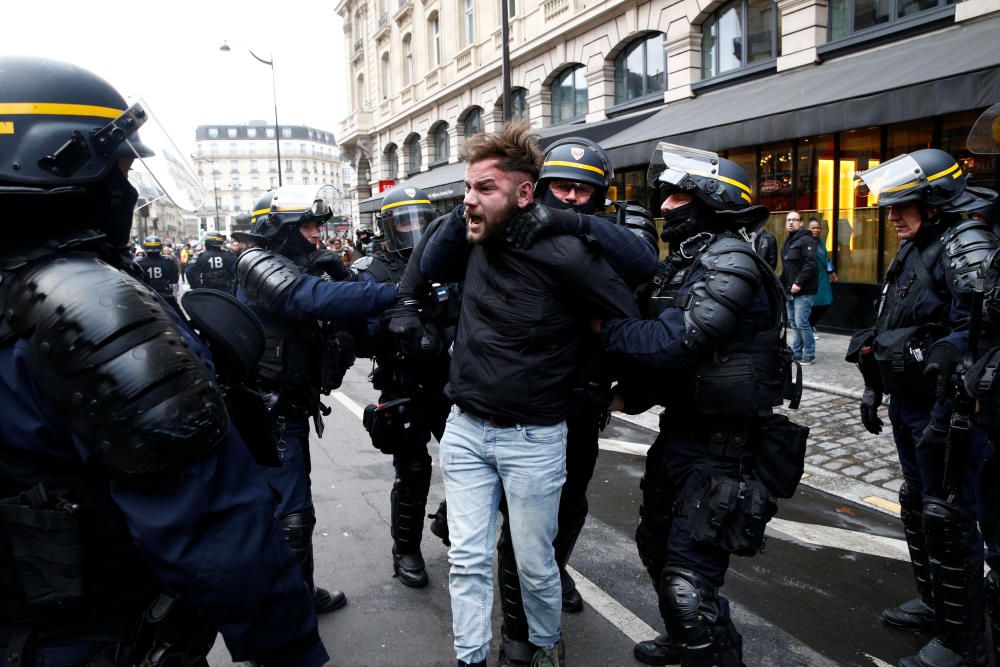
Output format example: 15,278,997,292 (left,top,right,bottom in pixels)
682,239,761,348
237,248,301,309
